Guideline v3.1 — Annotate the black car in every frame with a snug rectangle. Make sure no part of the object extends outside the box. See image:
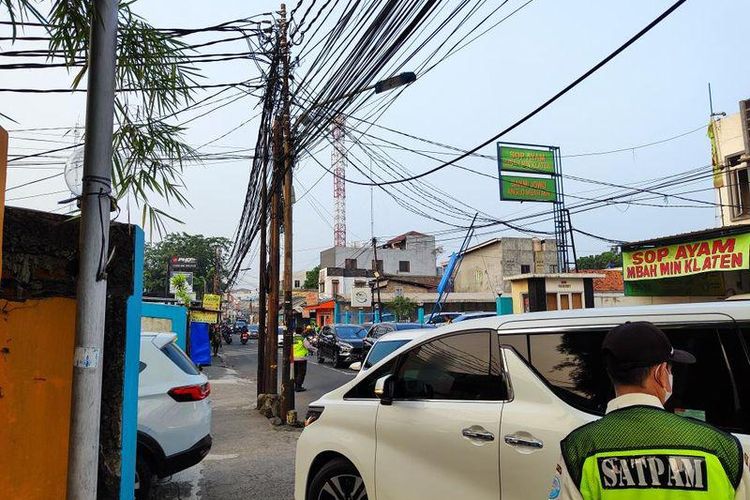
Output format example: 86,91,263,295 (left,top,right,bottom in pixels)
362,322,435,358
316,324,367,368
